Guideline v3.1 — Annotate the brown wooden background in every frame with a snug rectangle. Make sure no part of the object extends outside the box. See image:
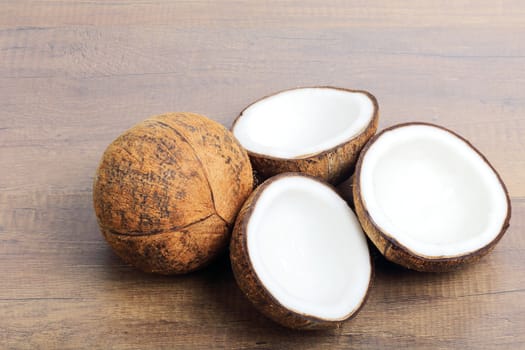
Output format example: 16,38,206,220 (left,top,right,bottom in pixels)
1,1,524,349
